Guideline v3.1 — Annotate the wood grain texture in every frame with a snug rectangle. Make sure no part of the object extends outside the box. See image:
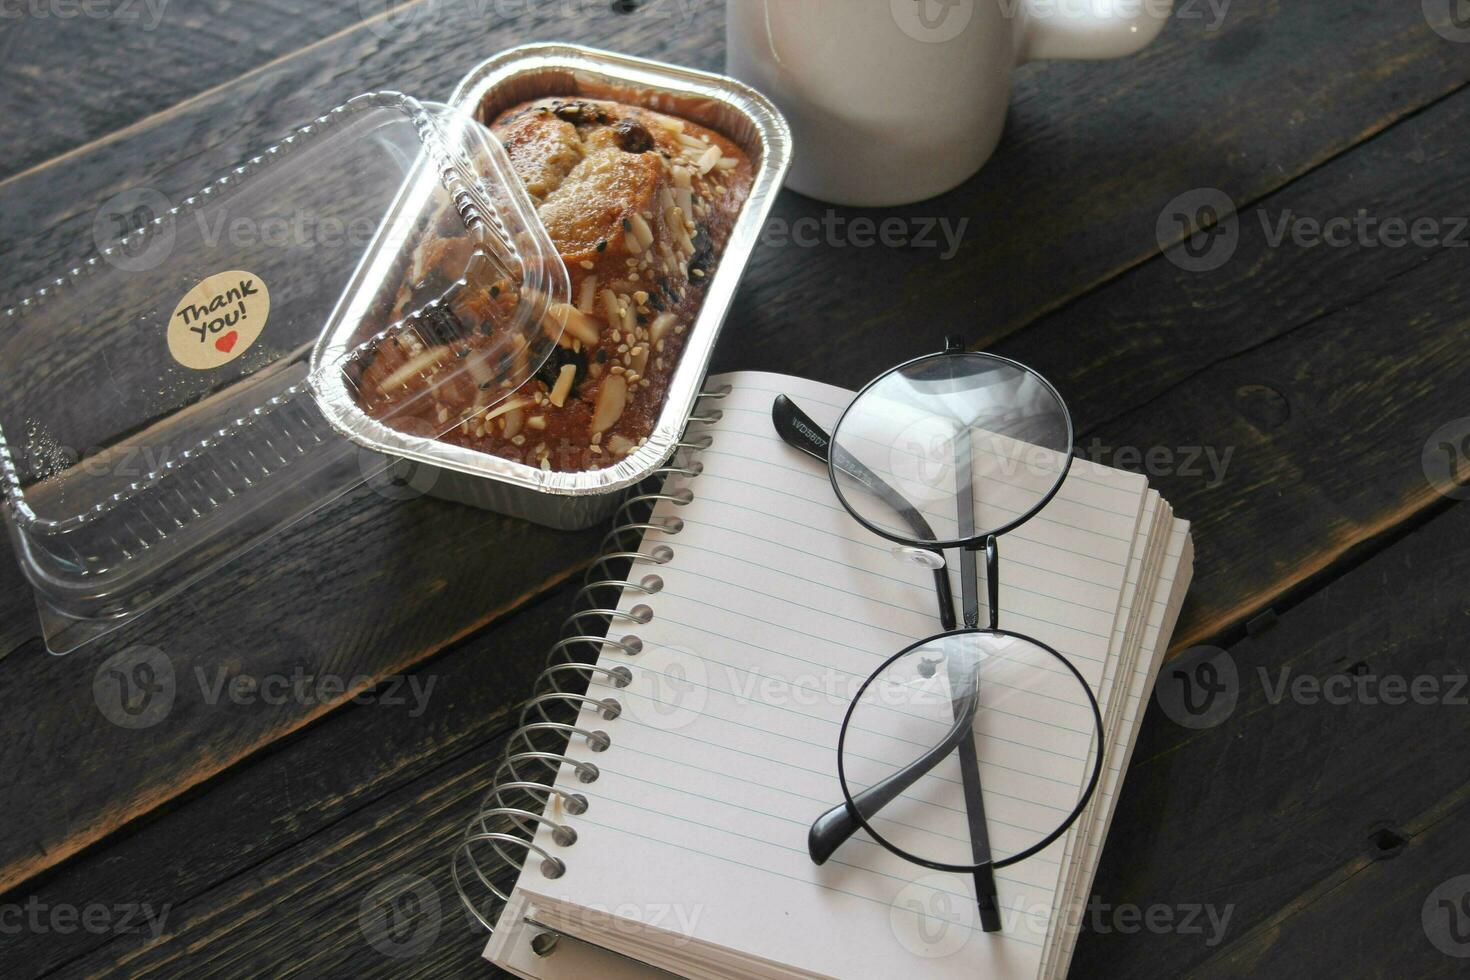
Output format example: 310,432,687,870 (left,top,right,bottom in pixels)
19,431,1470,979
1070,498,1470,978
992,81,1470,650
0,481,600,893
0,0,368,180
0,575,575,977
1,0,1468,968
